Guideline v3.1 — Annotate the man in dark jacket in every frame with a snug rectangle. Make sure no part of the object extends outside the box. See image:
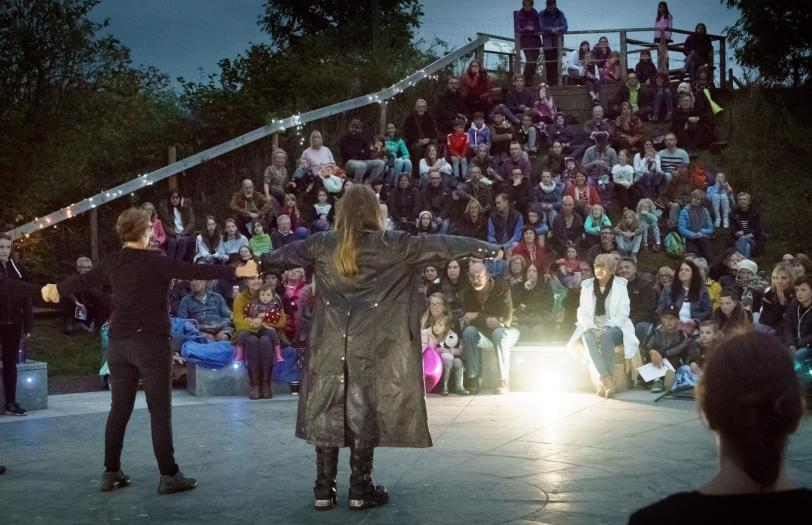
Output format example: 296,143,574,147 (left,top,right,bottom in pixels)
786,275,812,357
420,168,453,233
488,193,524,249
0,267,48,475
452,166,494,216
436,78,469,134
618,257,658,345
586,227,617,265
402,99,439,162
491,75,537,124
608,72,655,119
0,234,34,418
539,0,568,85
339,118,386,183
460,261,519,394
